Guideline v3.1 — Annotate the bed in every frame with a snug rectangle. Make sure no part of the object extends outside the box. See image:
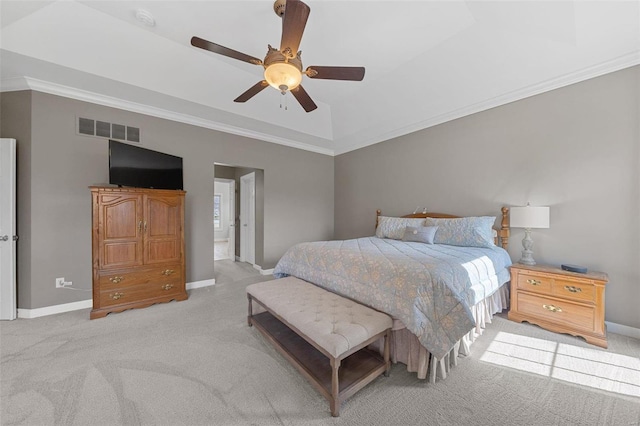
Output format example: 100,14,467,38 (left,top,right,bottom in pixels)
273,208,511,382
